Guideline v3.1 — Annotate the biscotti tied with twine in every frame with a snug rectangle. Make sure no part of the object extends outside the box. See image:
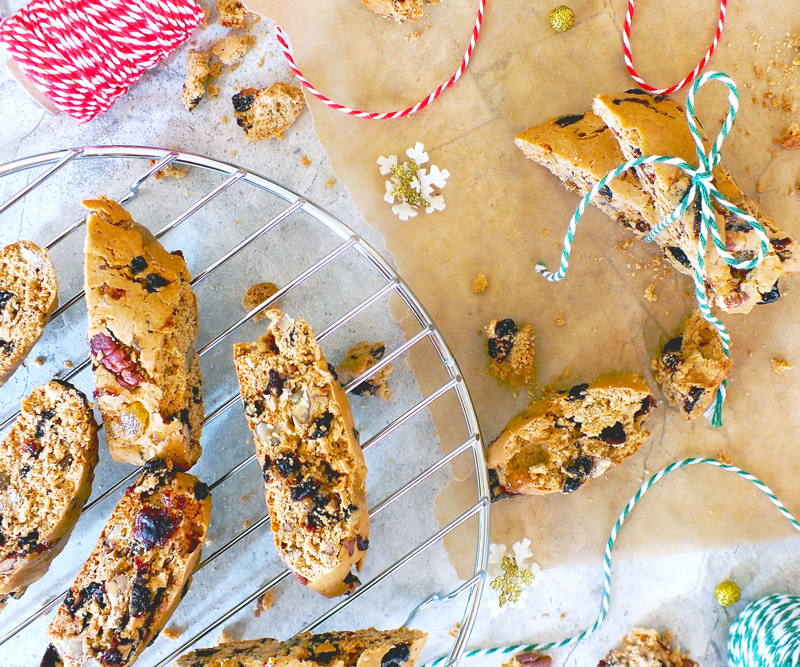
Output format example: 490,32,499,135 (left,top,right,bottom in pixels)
0,380,98,611
0,240,58,385
43,459,211,667
233,308,369,598
84,197,203,470
174,627,427,667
